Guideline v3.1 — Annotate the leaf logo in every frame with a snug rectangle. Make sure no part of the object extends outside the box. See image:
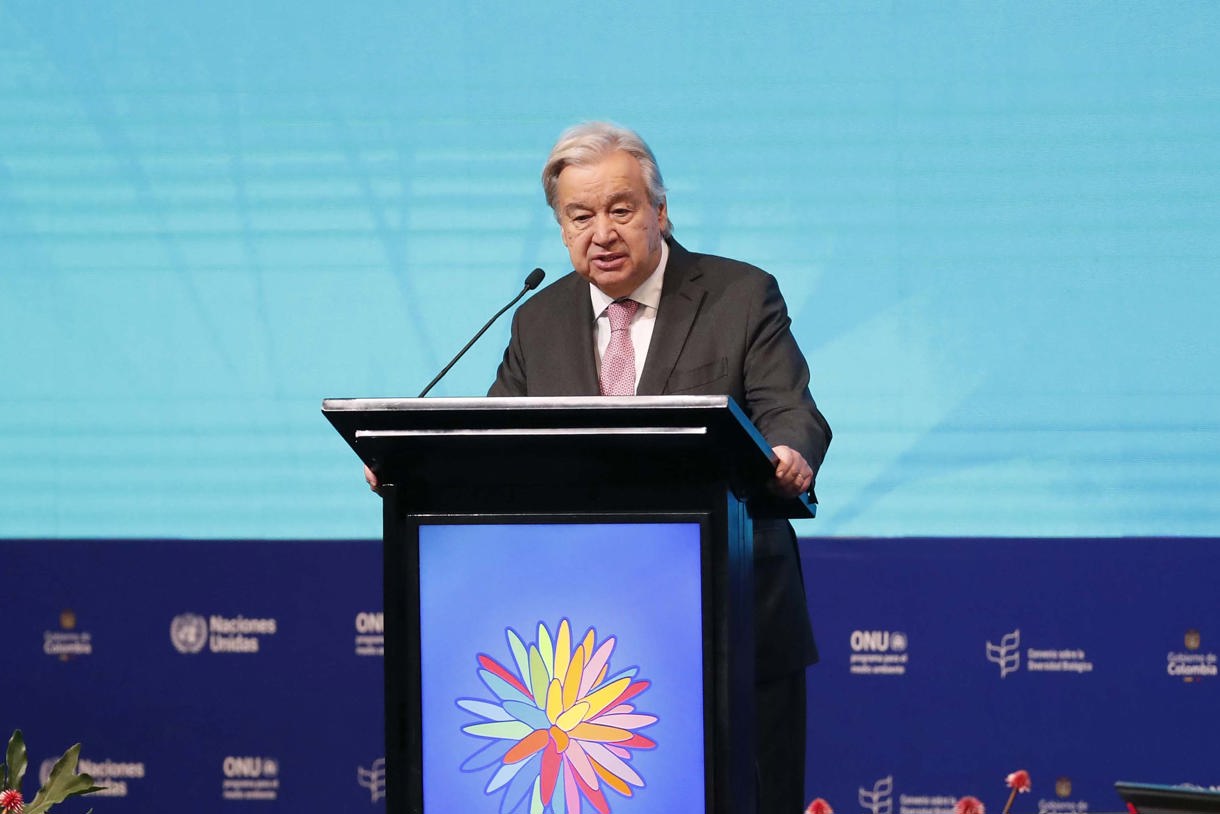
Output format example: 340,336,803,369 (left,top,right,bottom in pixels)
859,775,894,814
357,758,386,803
986,629,1021,678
